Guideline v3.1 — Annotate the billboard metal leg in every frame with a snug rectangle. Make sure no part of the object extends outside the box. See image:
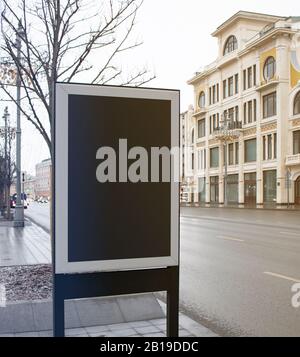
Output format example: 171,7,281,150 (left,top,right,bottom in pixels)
167,266,179,337
53,278,65,337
